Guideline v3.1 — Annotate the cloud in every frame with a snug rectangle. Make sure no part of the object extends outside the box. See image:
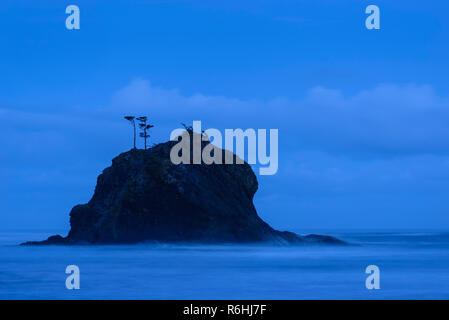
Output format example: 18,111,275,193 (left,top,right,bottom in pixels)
3,80,449,175
109,79,449,157
296,84,449,156
278,151,449,194
110,78,249,121
2,79,449,229
2,80,449,167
